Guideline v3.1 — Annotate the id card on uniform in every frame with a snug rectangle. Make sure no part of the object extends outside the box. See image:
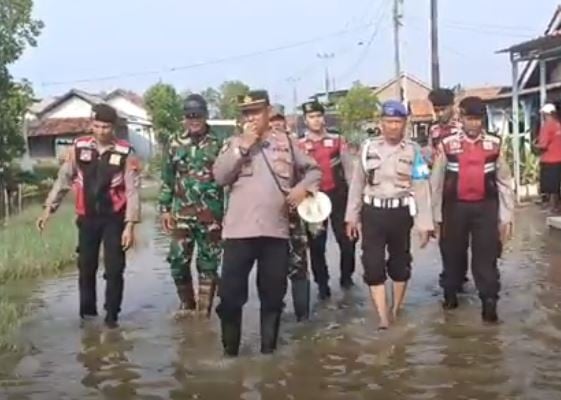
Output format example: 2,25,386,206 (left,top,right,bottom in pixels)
109,154,122,166
79,150,92,162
